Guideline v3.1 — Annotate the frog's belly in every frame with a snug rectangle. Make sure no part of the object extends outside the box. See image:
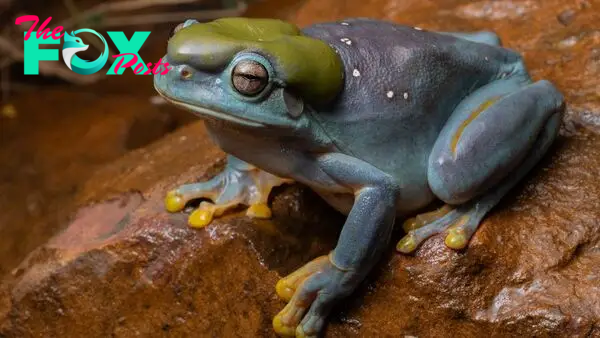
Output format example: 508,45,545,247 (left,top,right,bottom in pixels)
206,122,436,217
204,122,349,193
313,186,434,217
